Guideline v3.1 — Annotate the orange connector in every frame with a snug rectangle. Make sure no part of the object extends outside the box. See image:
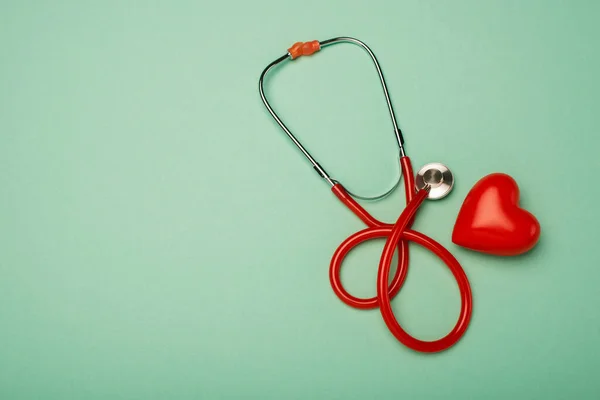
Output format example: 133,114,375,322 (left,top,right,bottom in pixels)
288,40,321,59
